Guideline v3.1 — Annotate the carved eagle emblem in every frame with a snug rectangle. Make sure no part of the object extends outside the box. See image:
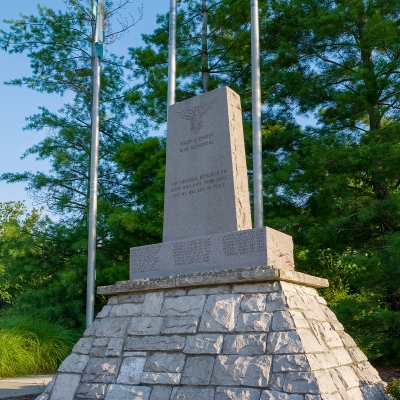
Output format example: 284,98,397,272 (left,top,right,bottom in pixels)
177,99,217,134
